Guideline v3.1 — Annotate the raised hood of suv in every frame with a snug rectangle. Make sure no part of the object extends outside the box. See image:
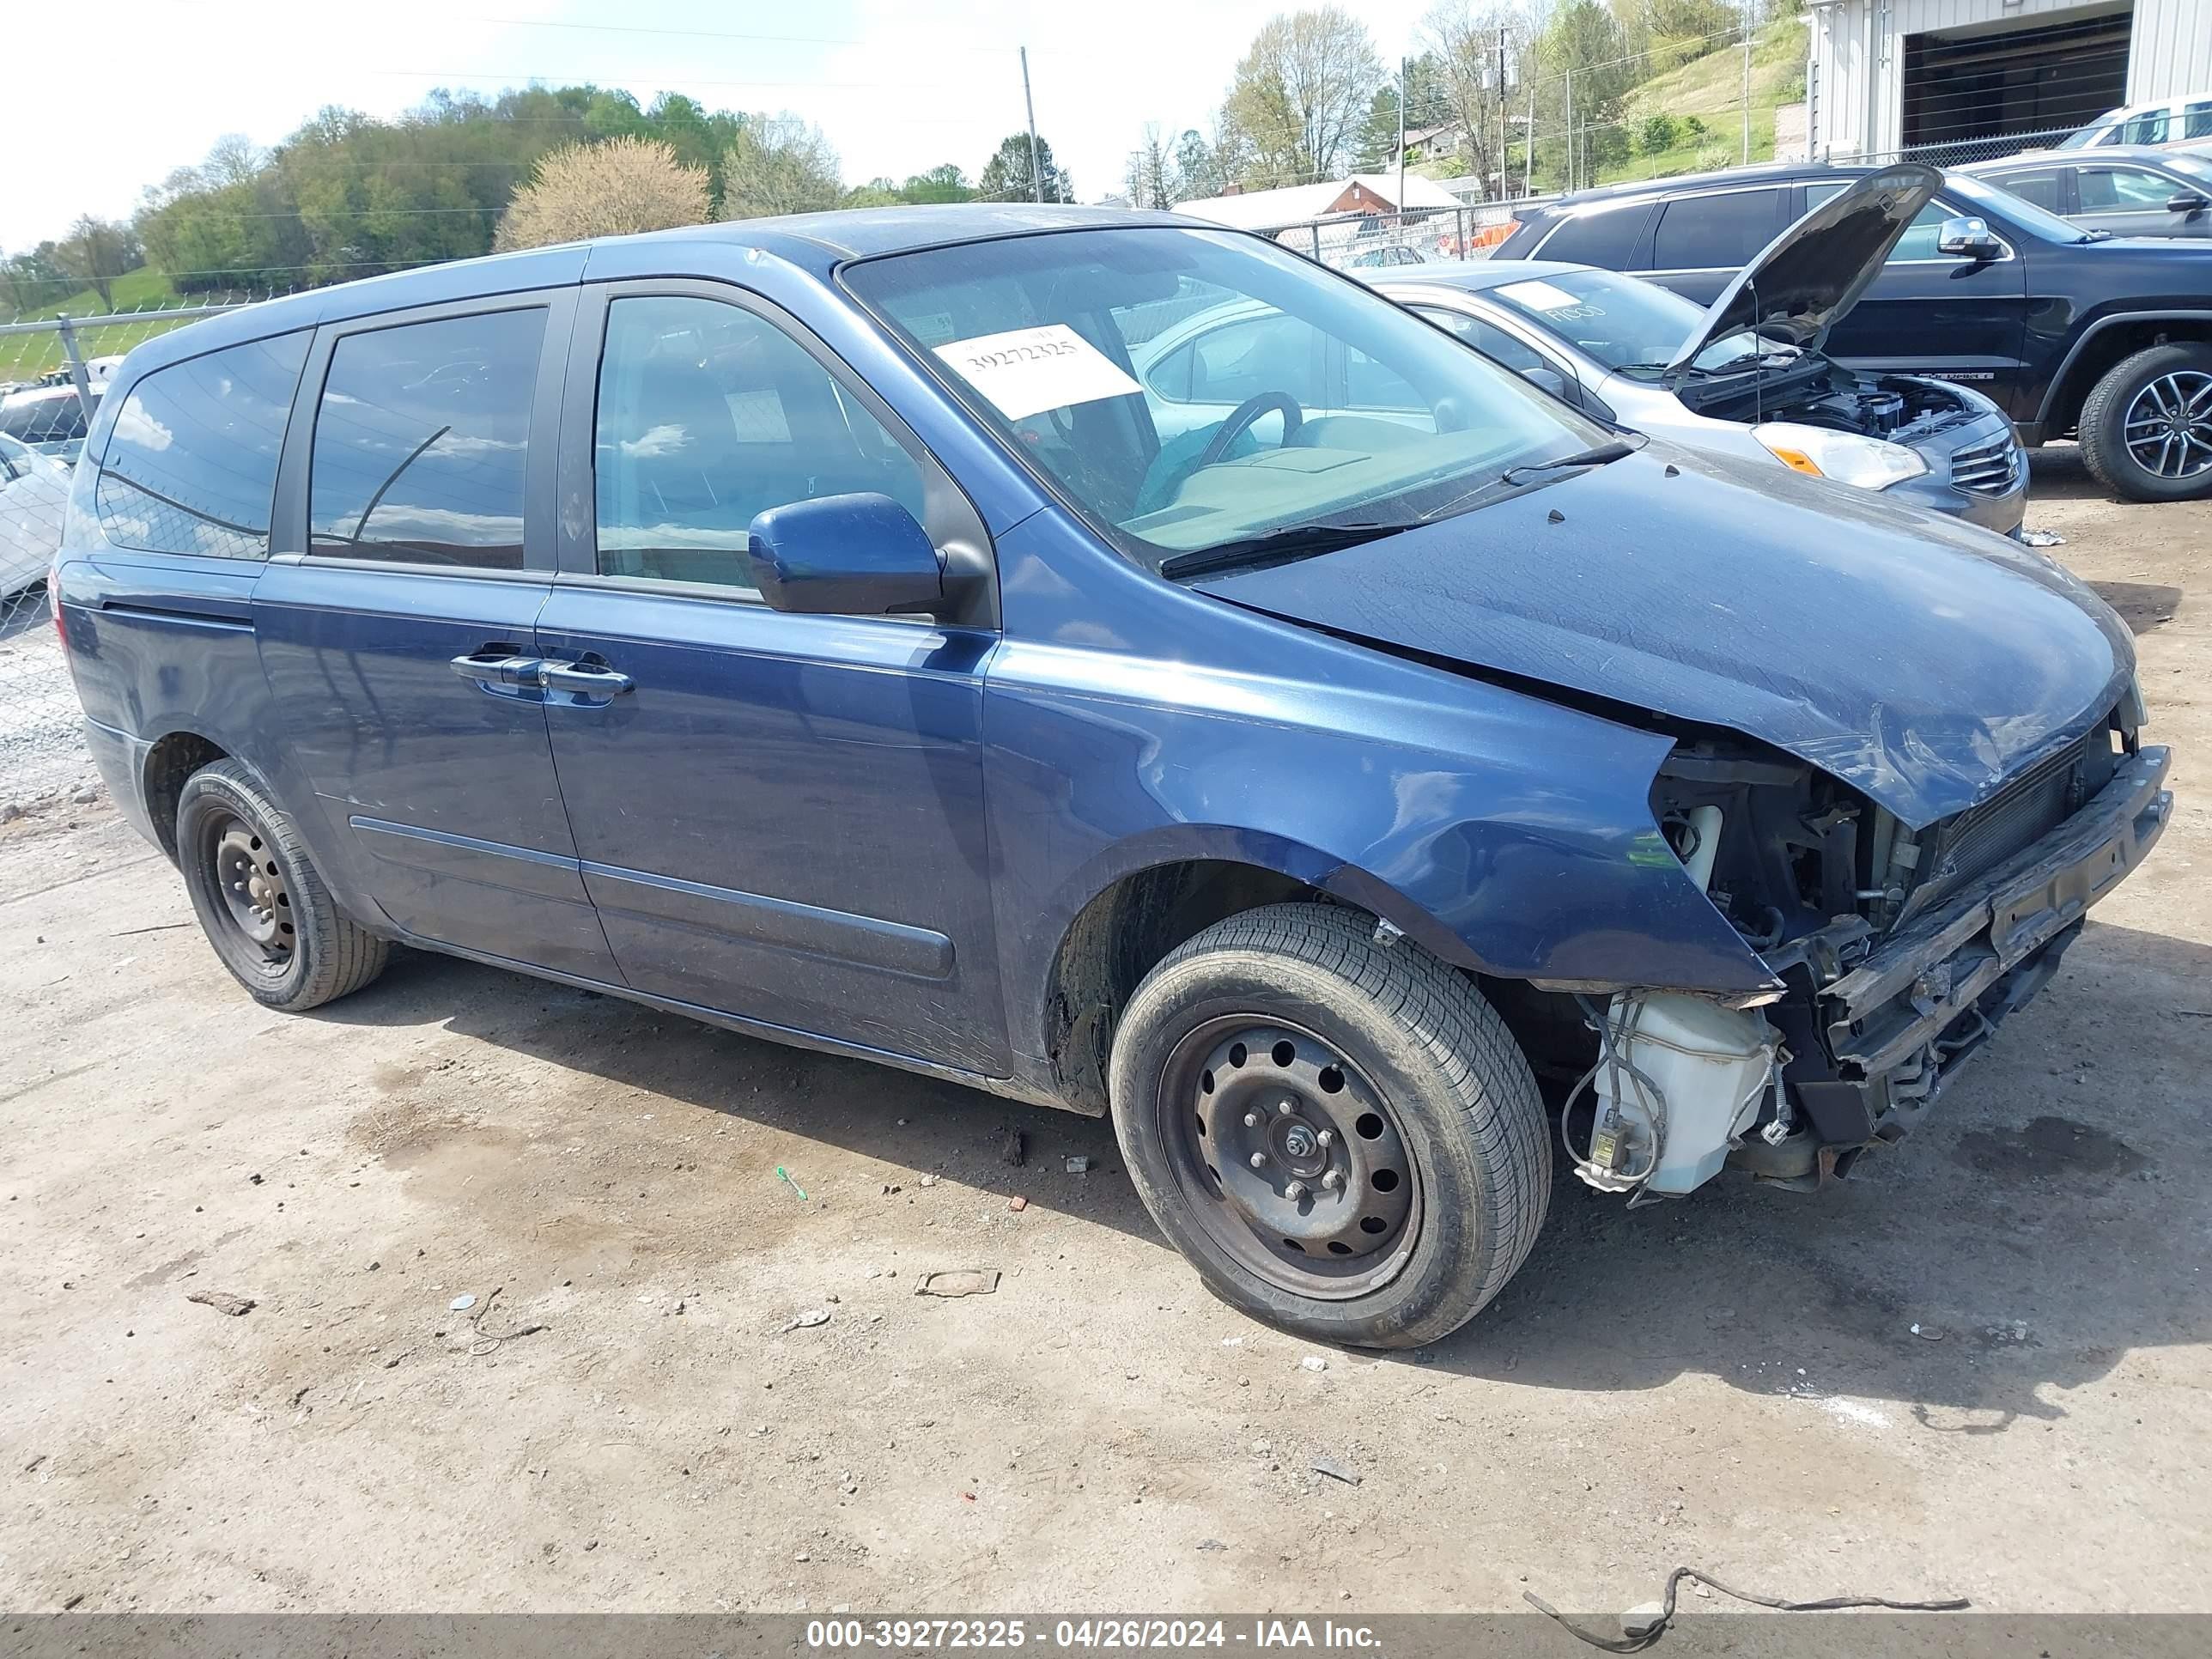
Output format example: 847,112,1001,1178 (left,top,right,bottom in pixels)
1194,448,2132,829
1665,164,1942,374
